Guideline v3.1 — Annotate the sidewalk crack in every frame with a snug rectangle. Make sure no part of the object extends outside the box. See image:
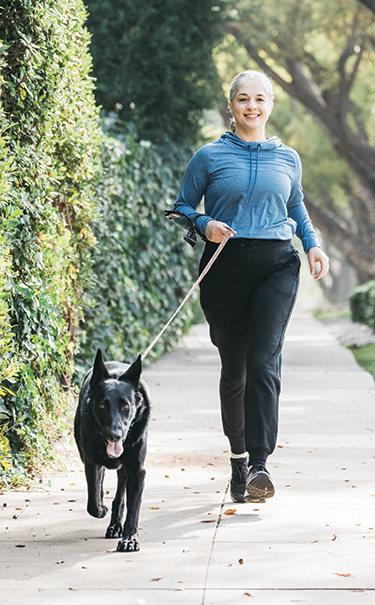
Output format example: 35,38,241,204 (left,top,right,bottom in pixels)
201,478,230,605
